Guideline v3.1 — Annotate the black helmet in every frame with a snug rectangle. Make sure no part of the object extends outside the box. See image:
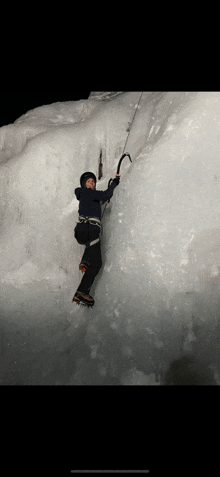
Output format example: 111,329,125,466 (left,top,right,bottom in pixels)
80,172,97,188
